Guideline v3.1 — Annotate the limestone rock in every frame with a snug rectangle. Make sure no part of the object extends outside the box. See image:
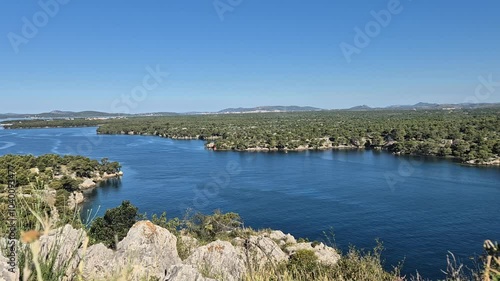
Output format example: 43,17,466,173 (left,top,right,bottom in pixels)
242,235,288,270
0,239,19,281
67,191,84,210
186,240,246,281
180,235,199,258
286,242,340,266
79,179,96,189
82,243,117,280
266,230,296,245
268,230,286,241
81,221,182,281
38,224,87,279
164,265,217,281
114,221,182,280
